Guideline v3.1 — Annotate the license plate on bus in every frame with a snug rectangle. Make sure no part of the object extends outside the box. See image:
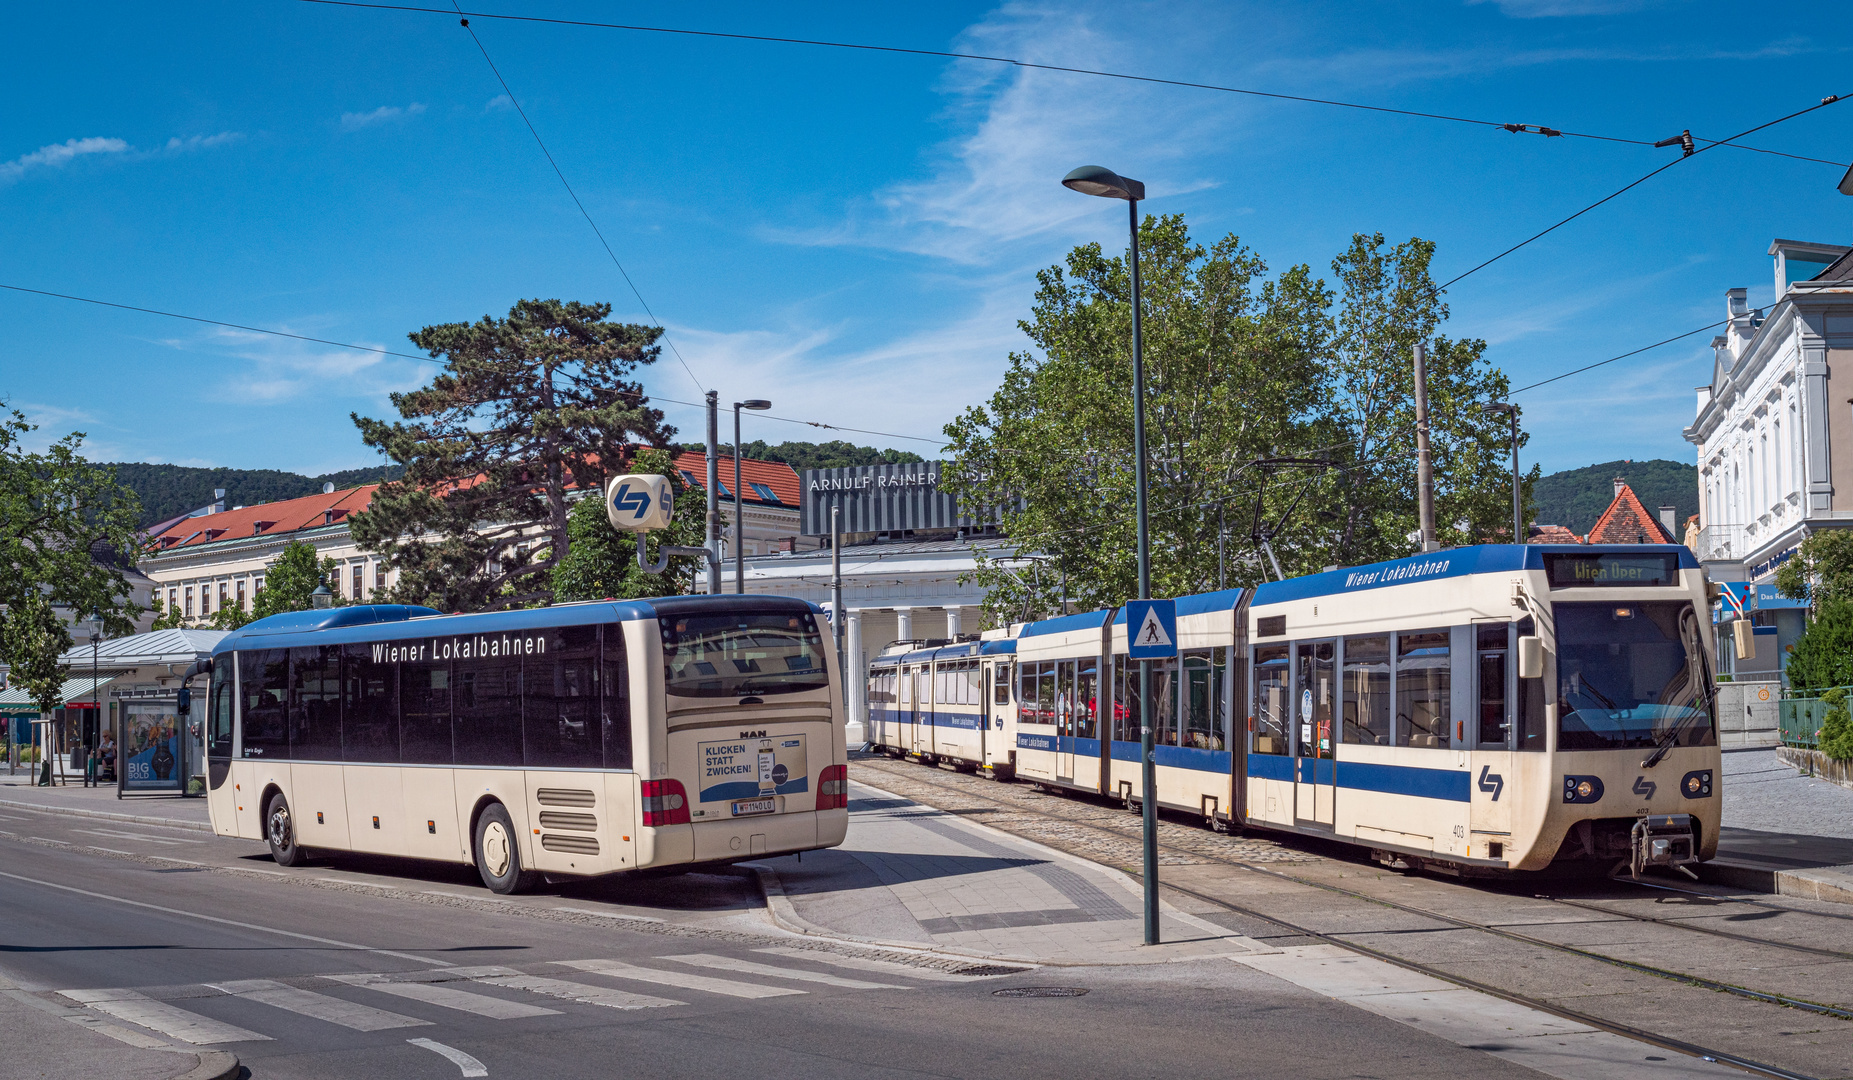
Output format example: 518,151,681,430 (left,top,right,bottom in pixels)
732,797,777,817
